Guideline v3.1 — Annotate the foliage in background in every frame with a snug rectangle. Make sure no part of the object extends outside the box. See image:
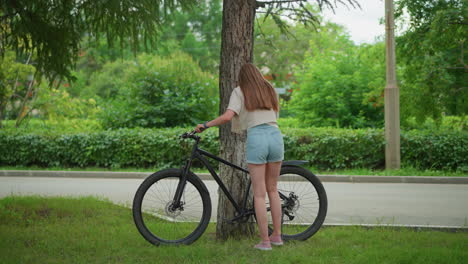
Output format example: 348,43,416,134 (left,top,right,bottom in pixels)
254,10,320,87
1,119,102,135
64,37,136,97
0,0,194,80
156,0,222,73
290,27,386,128
76,60,135,100
98,52,218,129
400,129,467,172
395,0,467,125
402,116,467,132
1,127,466,172
32,88,100,121
4,116,463,136
54,0,222,125
253,9,320,117
0,50,35,127
65,0,222,81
